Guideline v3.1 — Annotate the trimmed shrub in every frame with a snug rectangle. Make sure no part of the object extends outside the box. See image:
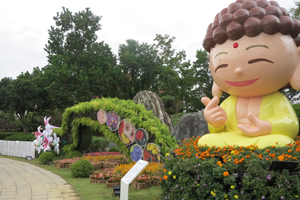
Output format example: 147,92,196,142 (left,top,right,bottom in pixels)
38,151,54,164
70,159,93,178
109,147,119,152
4,134,35,141
89,136,109,152
0,132,15,140
67,150,83,158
